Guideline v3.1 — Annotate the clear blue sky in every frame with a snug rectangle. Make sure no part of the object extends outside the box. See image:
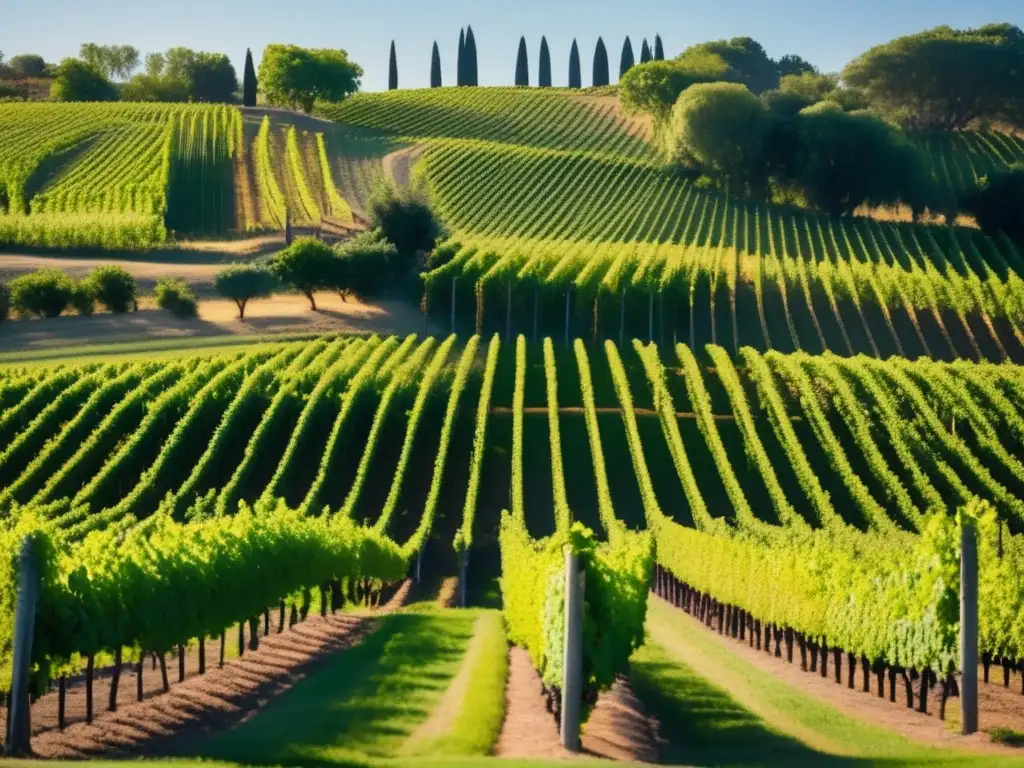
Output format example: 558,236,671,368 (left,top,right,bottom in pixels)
3,0,1021,91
